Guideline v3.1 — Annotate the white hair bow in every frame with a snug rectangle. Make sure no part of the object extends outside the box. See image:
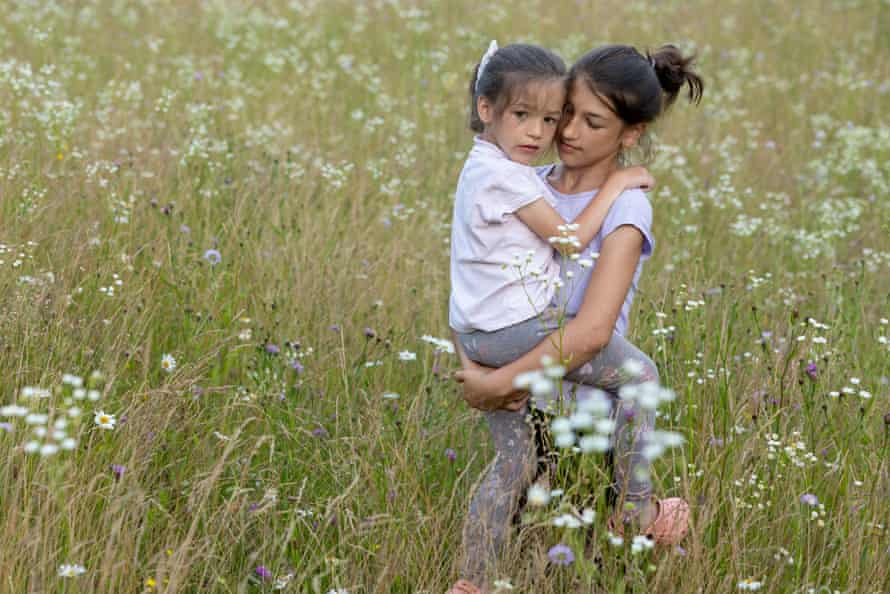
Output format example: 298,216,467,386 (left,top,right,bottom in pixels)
475,40,499,94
